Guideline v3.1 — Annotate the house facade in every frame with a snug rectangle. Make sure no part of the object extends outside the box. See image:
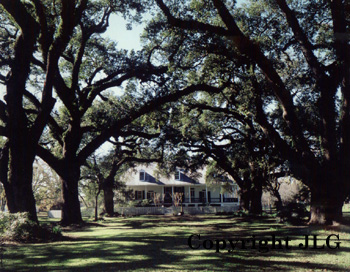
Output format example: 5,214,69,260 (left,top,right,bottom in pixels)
123,164,239,207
